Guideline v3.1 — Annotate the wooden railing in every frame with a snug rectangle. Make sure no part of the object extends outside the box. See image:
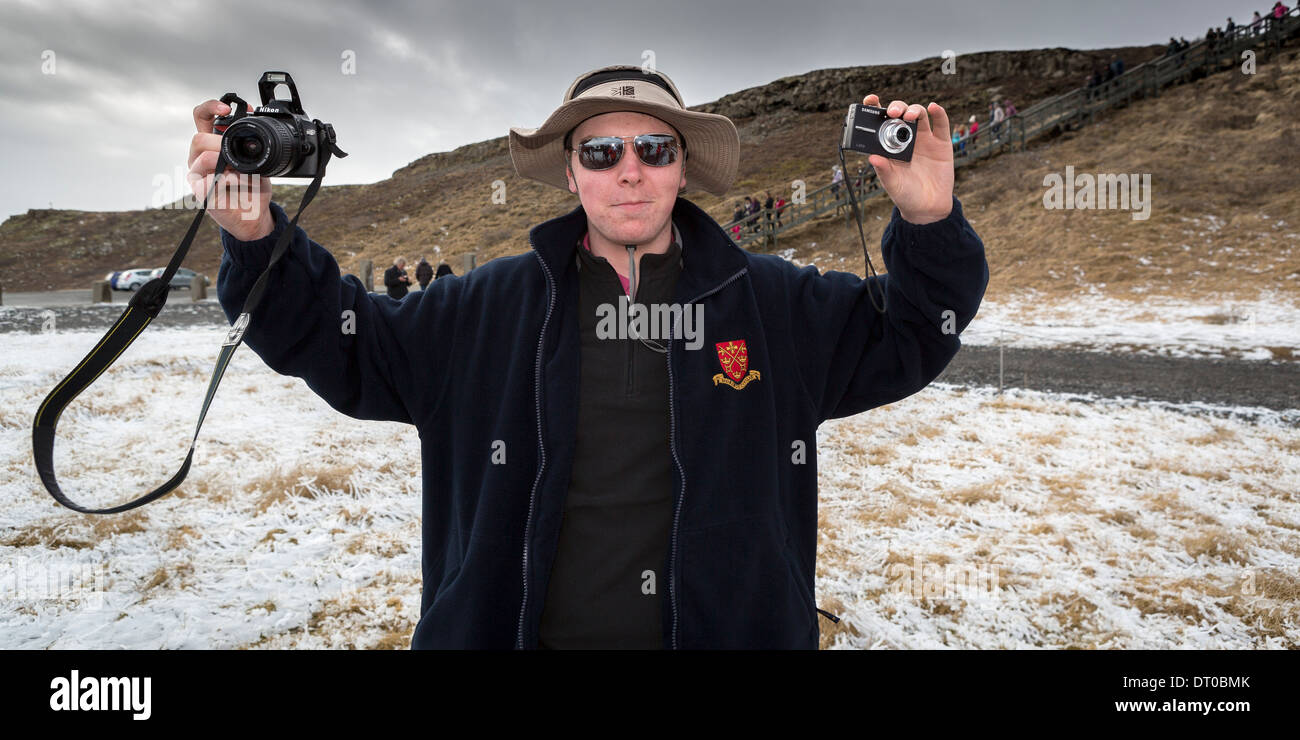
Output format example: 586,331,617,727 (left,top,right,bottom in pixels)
720,6,1300,250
